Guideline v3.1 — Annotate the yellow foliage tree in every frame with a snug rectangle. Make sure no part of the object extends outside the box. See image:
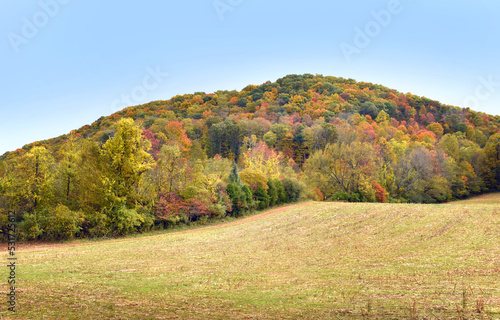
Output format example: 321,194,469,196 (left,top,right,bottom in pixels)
100,118,153,207
239,168,268,190
13,146,55,211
